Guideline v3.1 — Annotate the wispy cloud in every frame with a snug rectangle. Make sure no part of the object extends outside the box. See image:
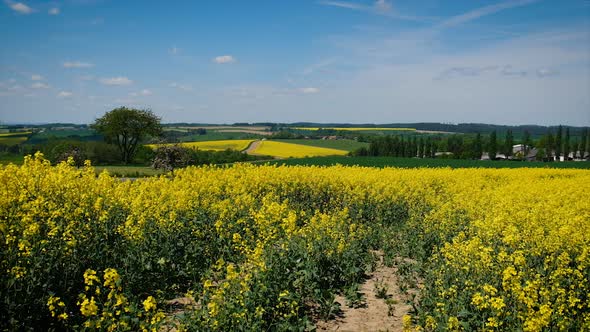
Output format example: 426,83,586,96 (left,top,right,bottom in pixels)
299,87,320,94
63,61,94,68
48,7,60,15
5,1,33,14
31,82,49,89
436,64,560,80
319,0,426,21
501,65,527,77
321,0,537,26
169,82,193,91
536,68,559,77
439,0,538,28
302,58,338,76
99,76,133,86
169,46,180,55
320,1,364,10
213,55,236,64
31,74,43,81
57,91,73,98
